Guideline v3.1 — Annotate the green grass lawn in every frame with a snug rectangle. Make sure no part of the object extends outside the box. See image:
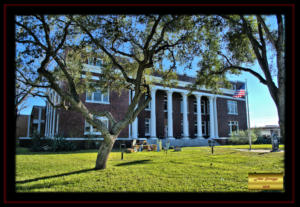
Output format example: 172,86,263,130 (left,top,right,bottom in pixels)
16,145,284,192
216,144,284,150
